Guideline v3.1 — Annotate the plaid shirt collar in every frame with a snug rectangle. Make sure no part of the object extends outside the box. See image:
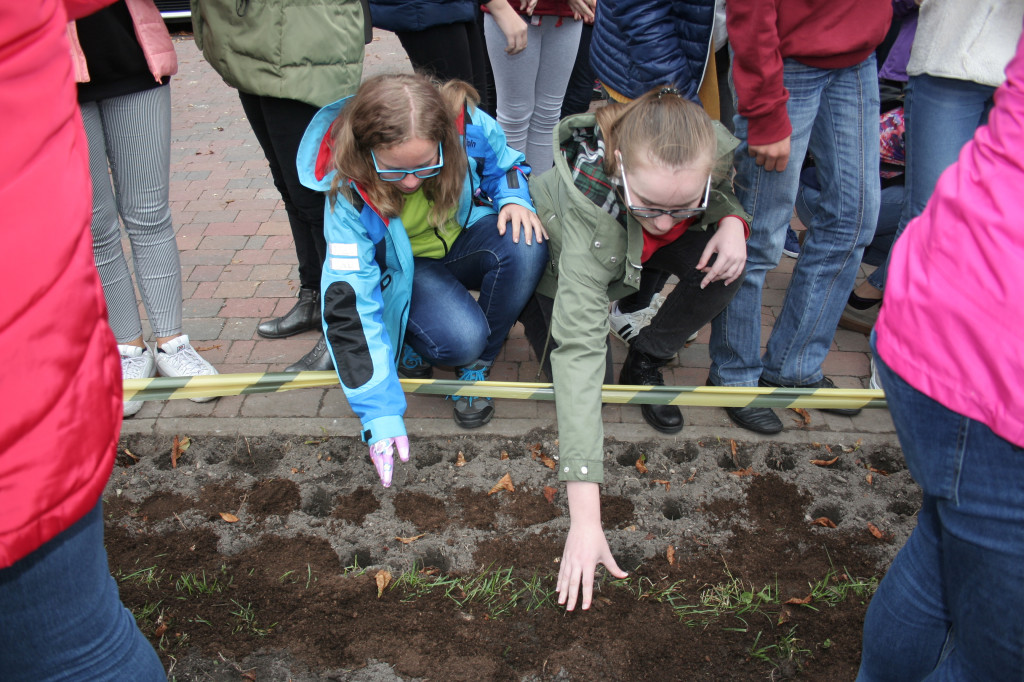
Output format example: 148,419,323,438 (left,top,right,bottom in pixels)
561,125,628,229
